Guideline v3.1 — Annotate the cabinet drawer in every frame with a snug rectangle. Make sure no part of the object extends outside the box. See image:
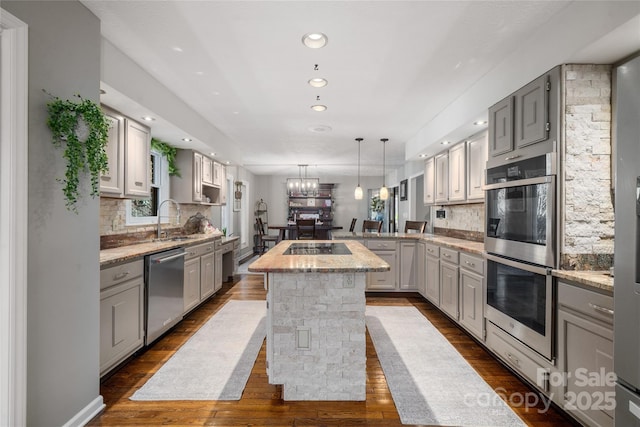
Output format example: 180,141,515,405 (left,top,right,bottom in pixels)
194,241,216,256
216,240,233,254
440,247,459,264
366,240,396,251
558,281,613,325
100,259,144,290
460,253,484,275
424,243,439,257
486,322,549,392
